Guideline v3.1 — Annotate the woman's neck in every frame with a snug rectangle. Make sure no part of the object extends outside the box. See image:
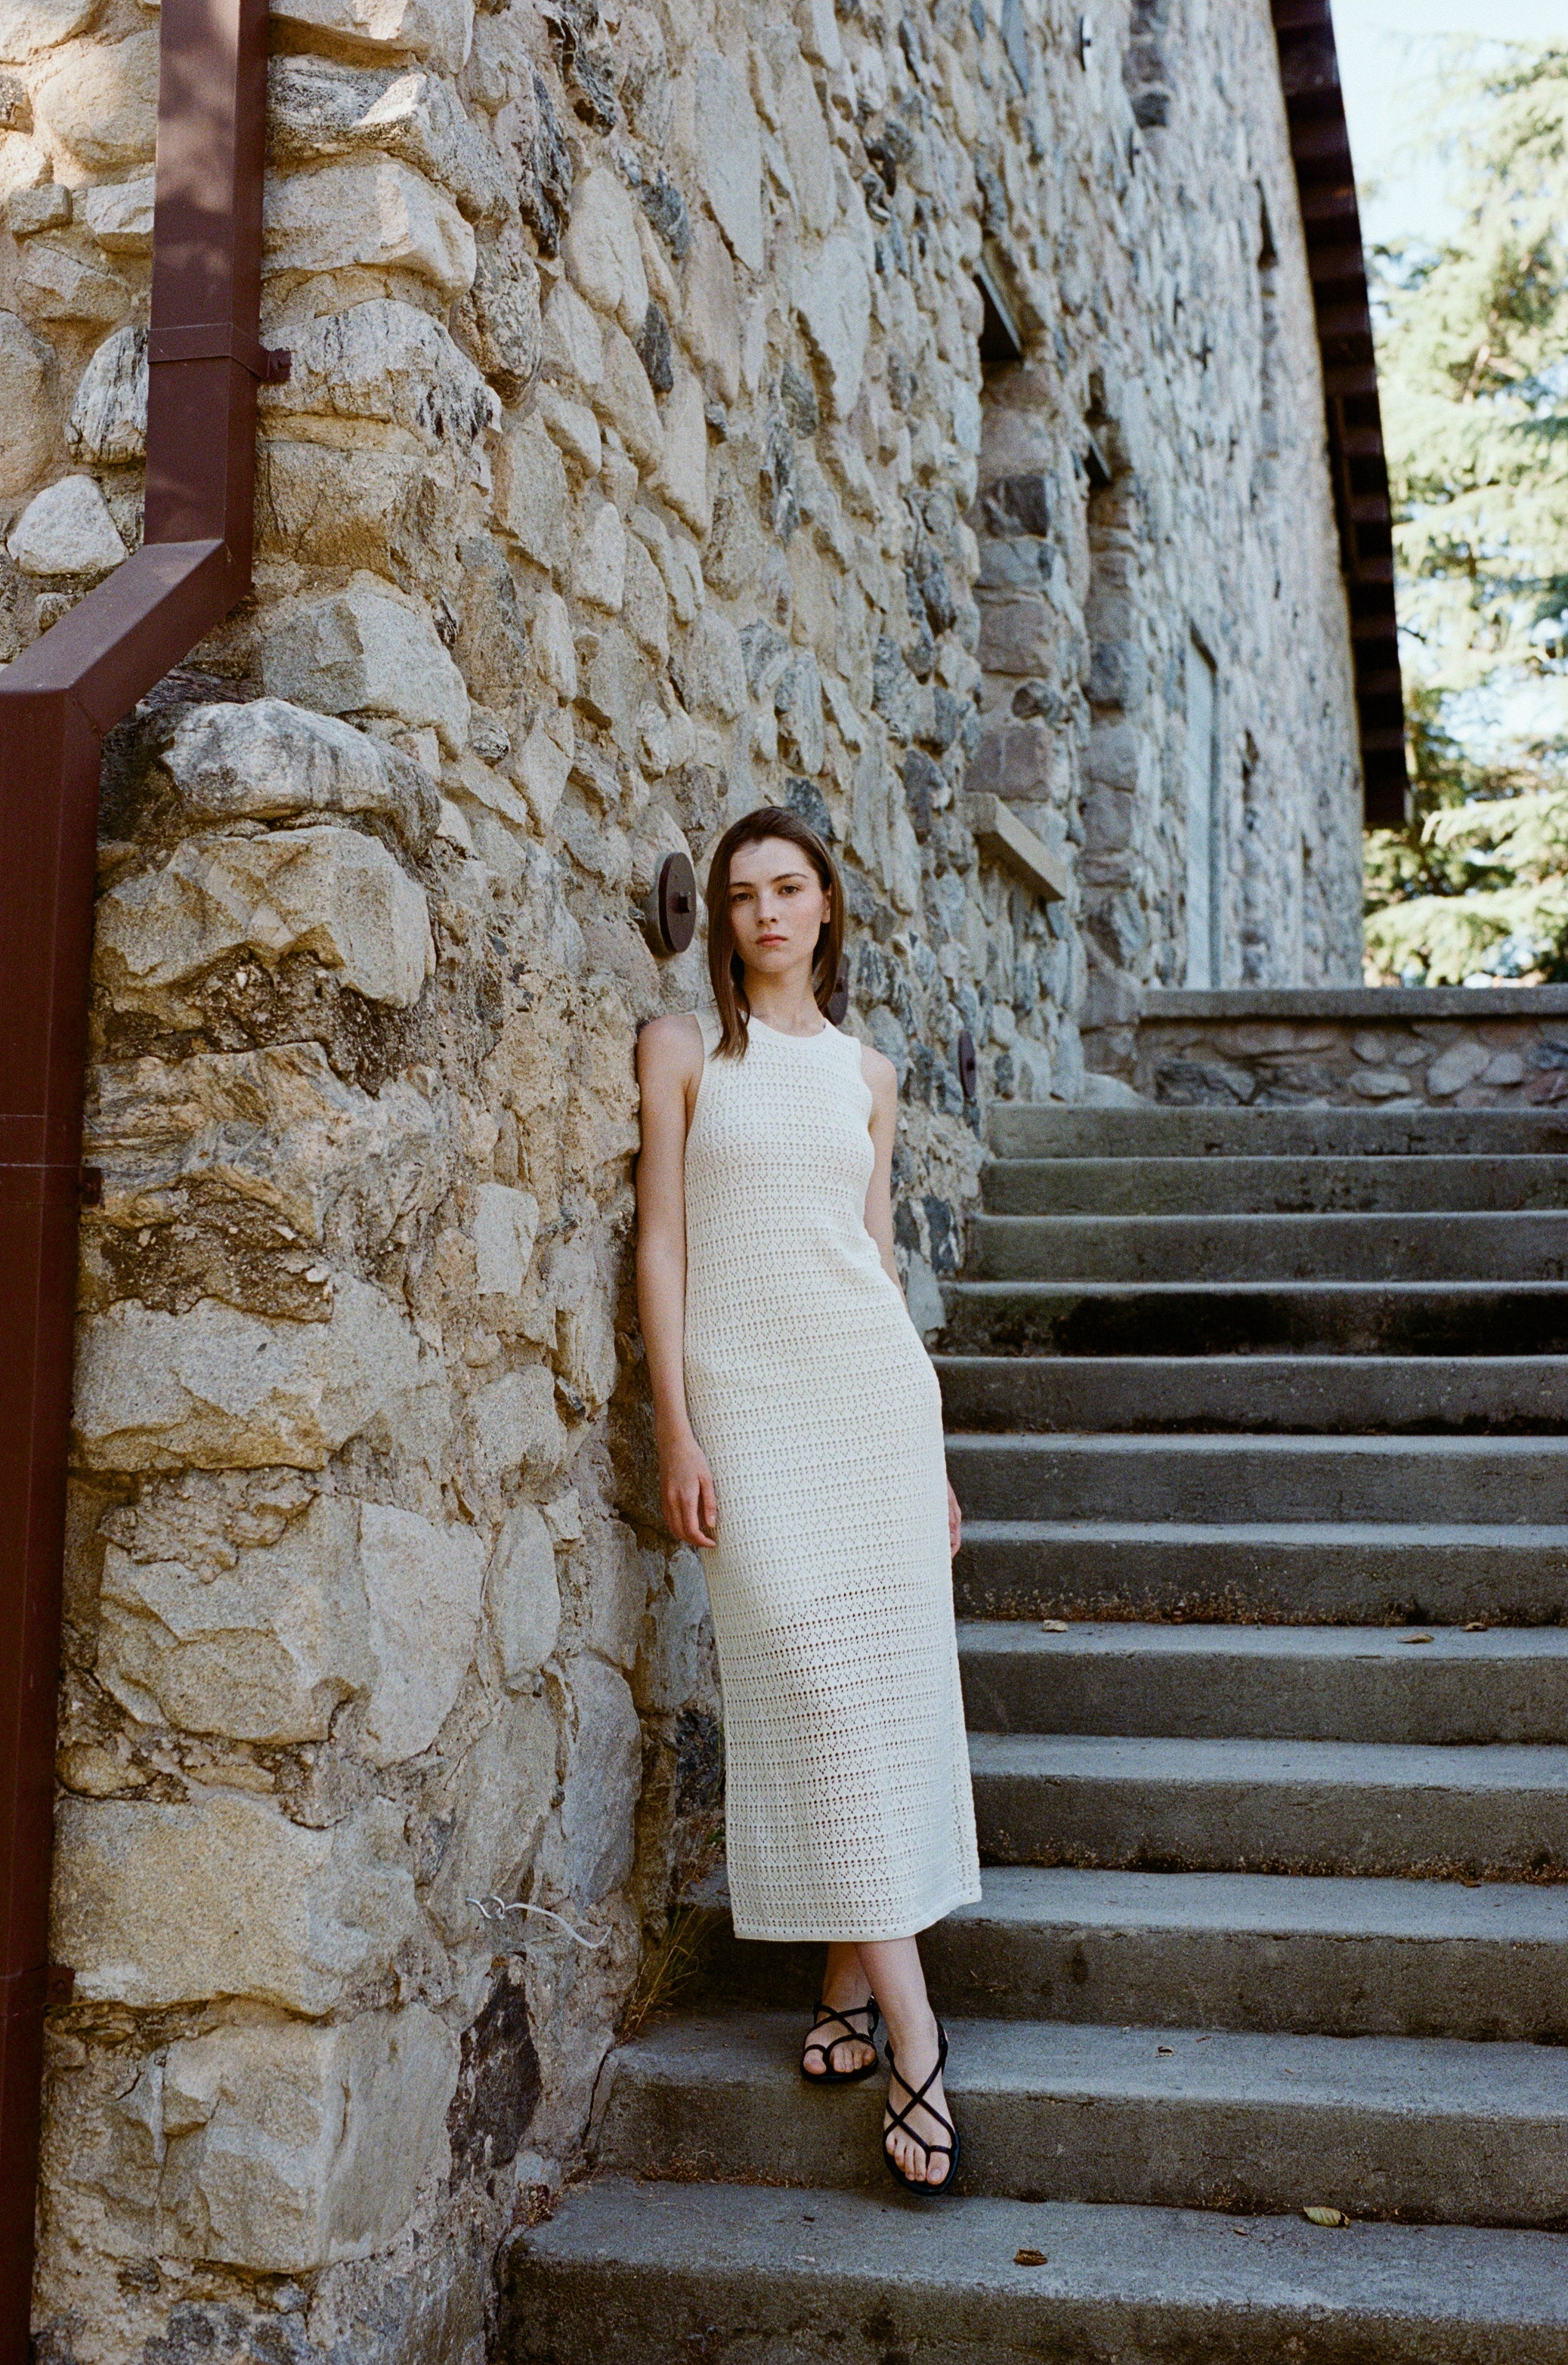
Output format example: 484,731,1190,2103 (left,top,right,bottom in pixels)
742,969,824,1035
